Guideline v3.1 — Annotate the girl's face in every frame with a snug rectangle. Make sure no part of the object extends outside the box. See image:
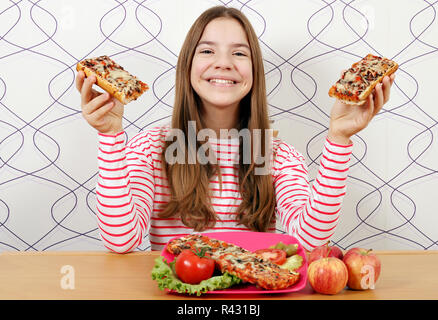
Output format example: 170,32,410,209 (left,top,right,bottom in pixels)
191,17,253,116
